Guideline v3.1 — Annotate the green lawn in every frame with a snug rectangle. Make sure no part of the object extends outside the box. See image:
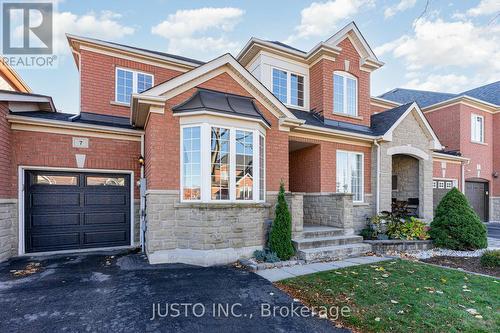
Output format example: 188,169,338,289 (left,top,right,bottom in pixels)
277,259,499,333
